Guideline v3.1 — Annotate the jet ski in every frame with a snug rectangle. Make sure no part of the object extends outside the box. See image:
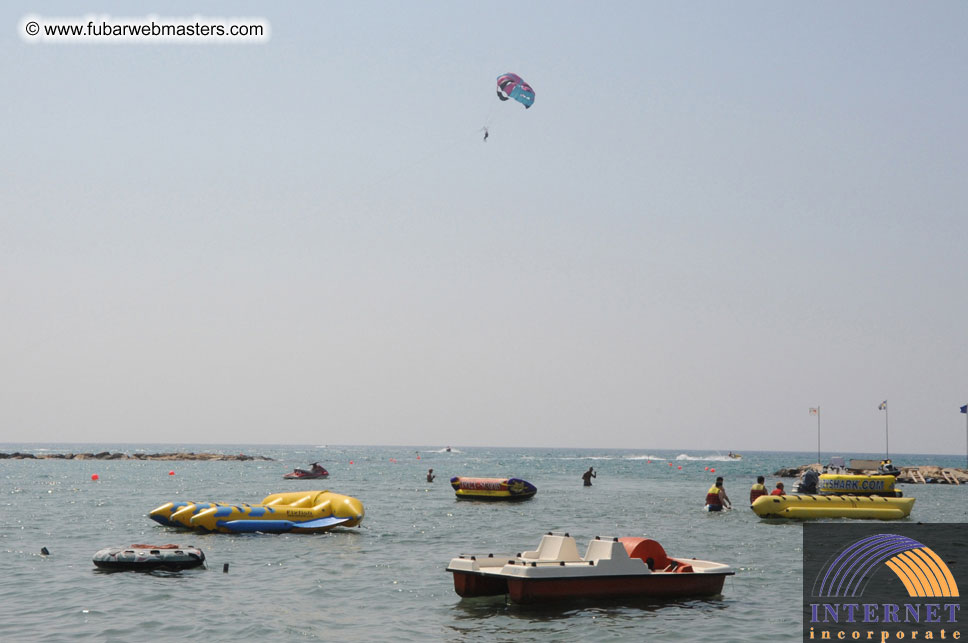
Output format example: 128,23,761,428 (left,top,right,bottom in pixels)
877,459,901,477
283,463,329,479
